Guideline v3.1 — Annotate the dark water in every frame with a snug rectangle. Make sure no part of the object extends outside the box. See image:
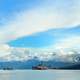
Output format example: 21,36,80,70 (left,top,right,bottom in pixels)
0,70,80,80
